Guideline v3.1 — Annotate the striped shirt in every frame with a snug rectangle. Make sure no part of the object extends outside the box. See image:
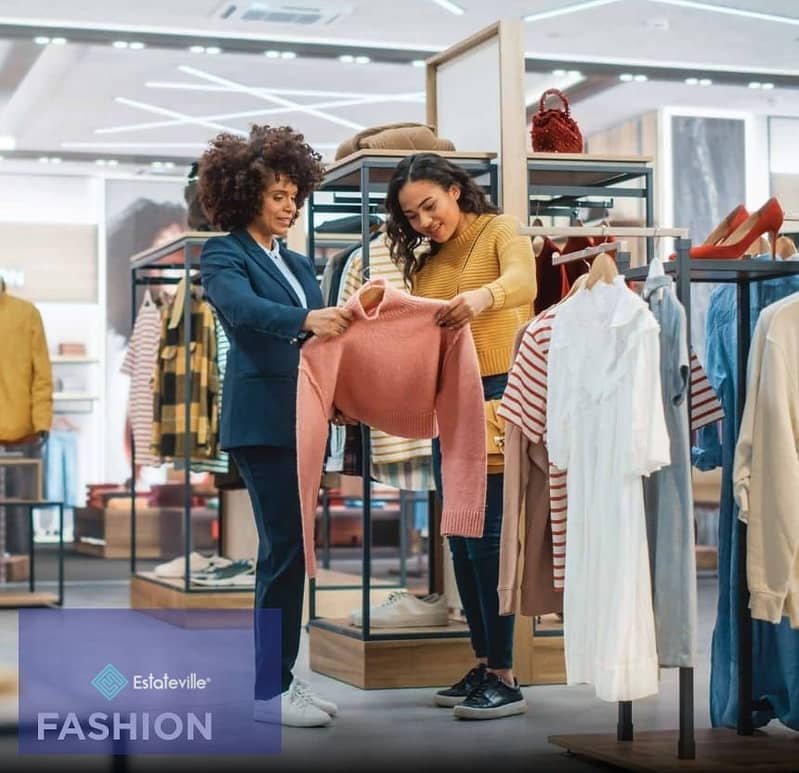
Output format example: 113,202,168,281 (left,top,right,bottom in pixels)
689,349,724,430
498,308,568,589
499,311,724,591
121,291,162,468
